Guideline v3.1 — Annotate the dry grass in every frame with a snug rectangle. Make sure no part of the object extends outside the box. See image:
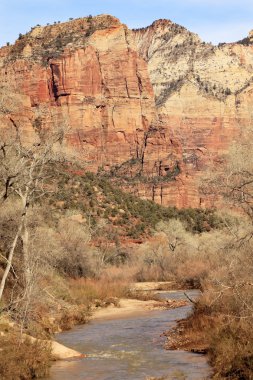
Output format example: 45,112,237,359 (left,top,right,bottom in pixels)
101,264,139,282
176,301,253,379
67,277,130,307
0,333,52,380
135,264,172,282
127,290,161,301
56,306,90,331
209,319,253,380
165,247,253,379
21,273,132,335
